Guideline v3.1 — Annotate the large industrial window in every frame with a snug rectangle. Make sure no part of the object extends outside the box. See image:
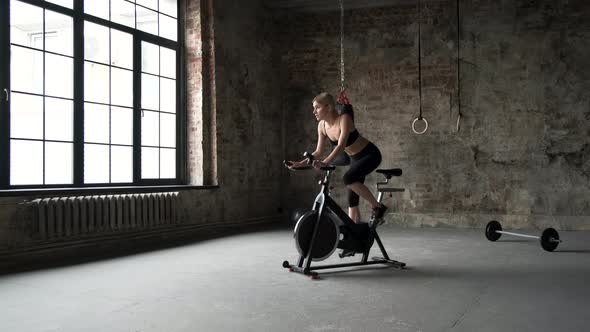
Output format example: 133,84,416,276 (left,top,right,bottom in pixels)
0,0,181,189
